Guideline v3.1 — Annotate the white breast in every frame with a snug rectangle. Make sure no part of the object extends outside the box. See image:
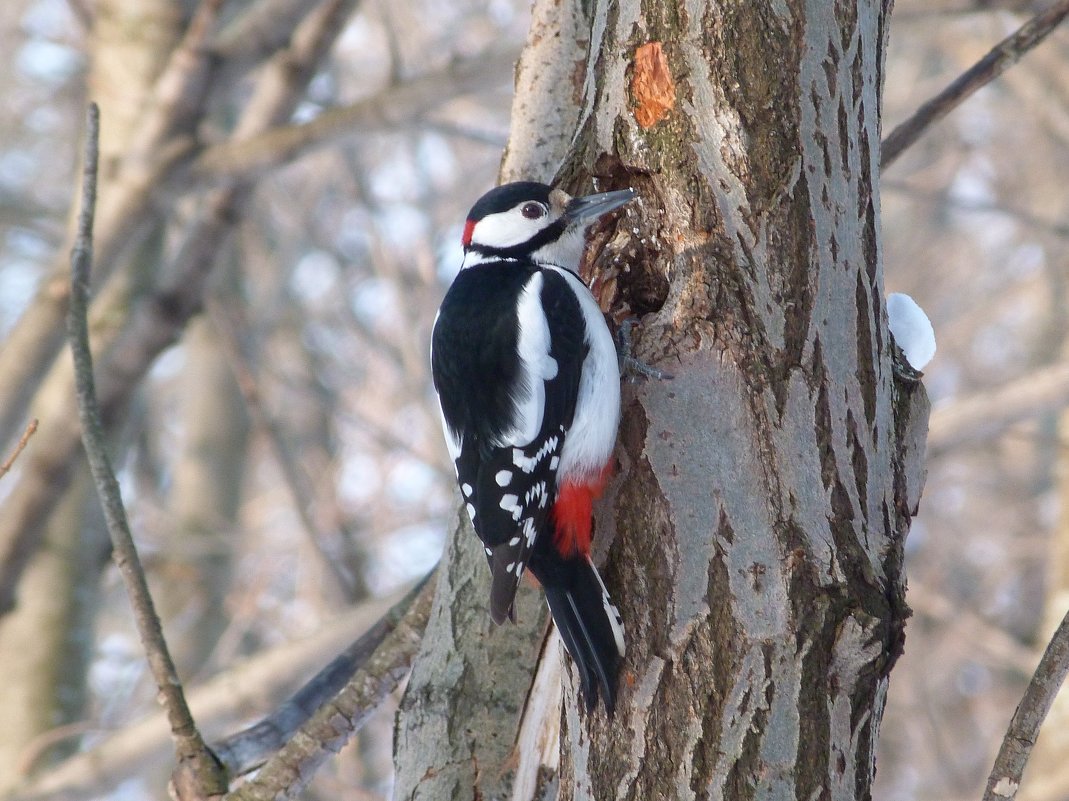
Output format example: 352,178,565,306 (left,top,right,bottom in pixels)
546,266,621,483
